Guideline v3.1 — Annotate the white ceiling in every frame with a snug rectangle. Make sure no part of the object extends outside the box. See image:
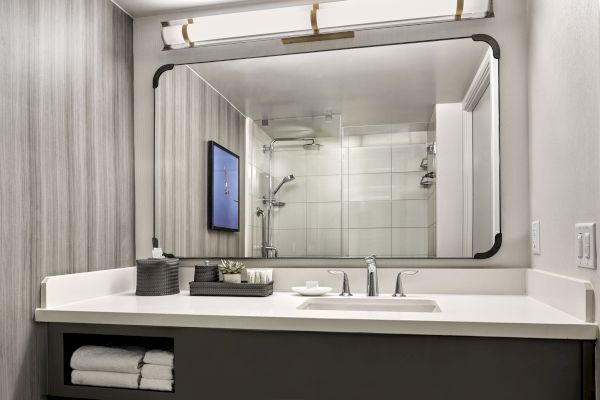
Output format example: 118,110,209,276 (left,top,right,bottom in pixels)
113,0,330,18
189,38,488,127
